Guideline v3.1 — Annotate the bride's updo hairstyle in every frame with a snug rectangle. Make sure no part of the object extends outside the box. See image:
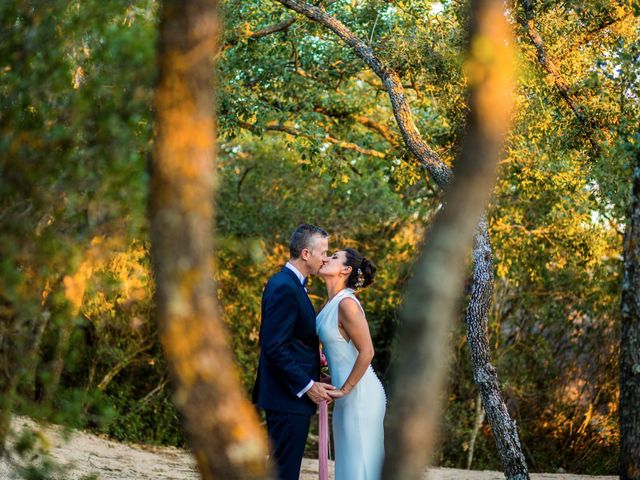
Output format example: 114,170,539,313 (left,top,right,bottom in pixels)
344,248,376,290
